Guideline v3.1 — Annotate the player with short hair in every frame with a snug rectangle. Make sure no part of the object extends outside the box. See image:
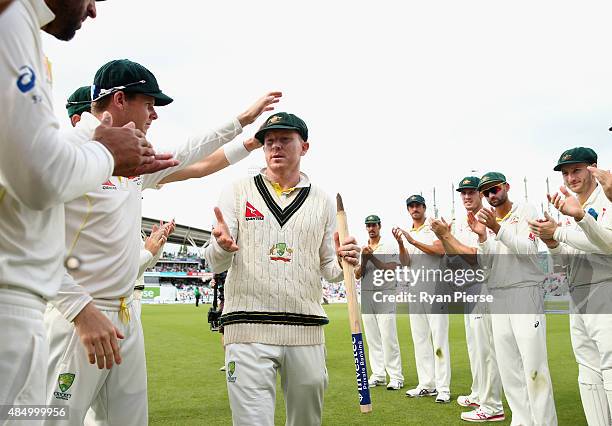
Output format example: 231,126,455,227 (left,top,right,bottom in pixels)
430,176,504,422
44,59,280,425
397,195,452,403
356,214,405,390
203,112,360,426
529,148,612,425
472,172,557,425
64,83,264,321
